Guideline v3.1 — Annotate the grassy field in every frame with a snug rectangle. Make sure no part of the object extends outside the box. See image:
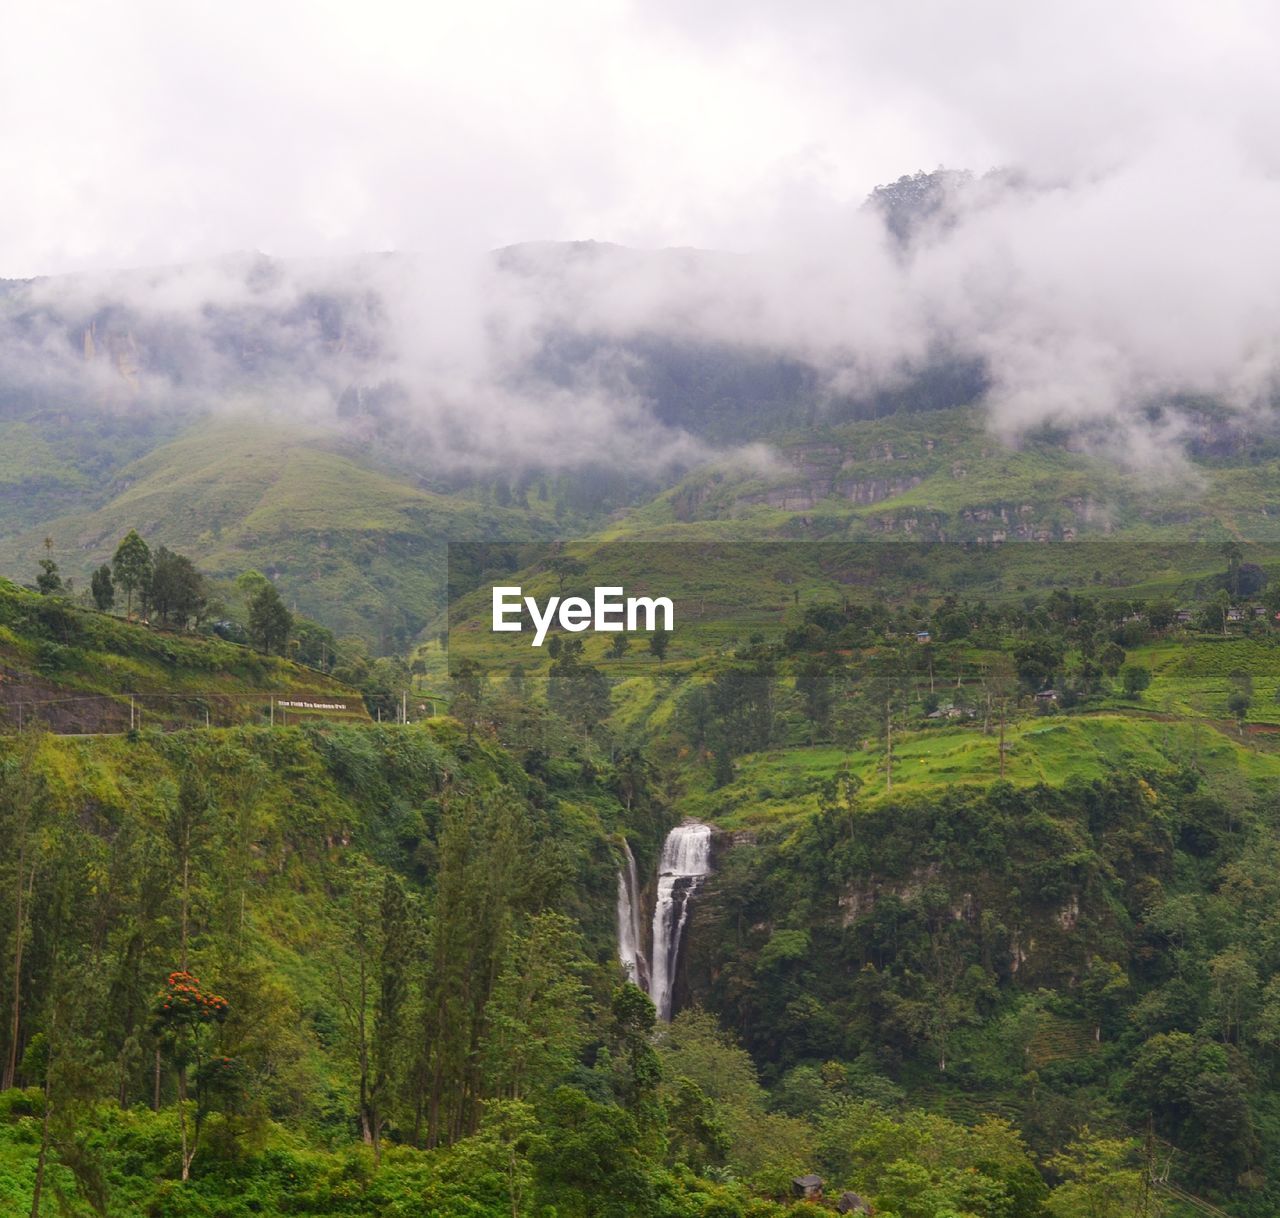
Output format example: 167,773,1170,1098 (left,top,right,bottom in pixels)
441,533,1280,837
1132,636,1280,723
680,713,1280,829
